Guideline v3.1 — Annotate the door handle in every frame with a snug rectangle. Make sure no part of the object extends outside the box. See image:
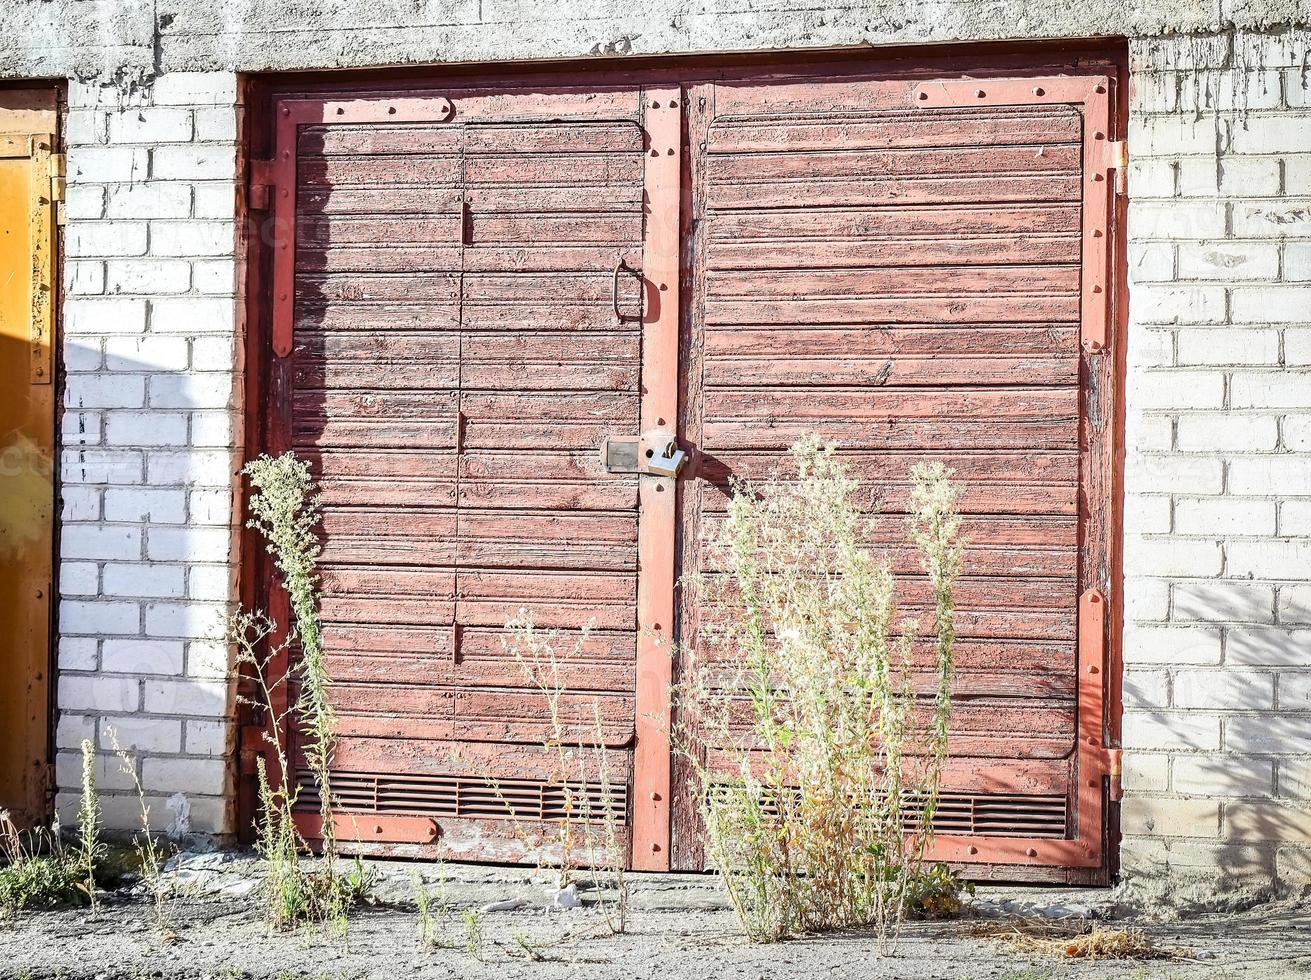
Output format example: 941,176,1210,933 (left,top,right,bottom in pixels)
611,256,643,323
